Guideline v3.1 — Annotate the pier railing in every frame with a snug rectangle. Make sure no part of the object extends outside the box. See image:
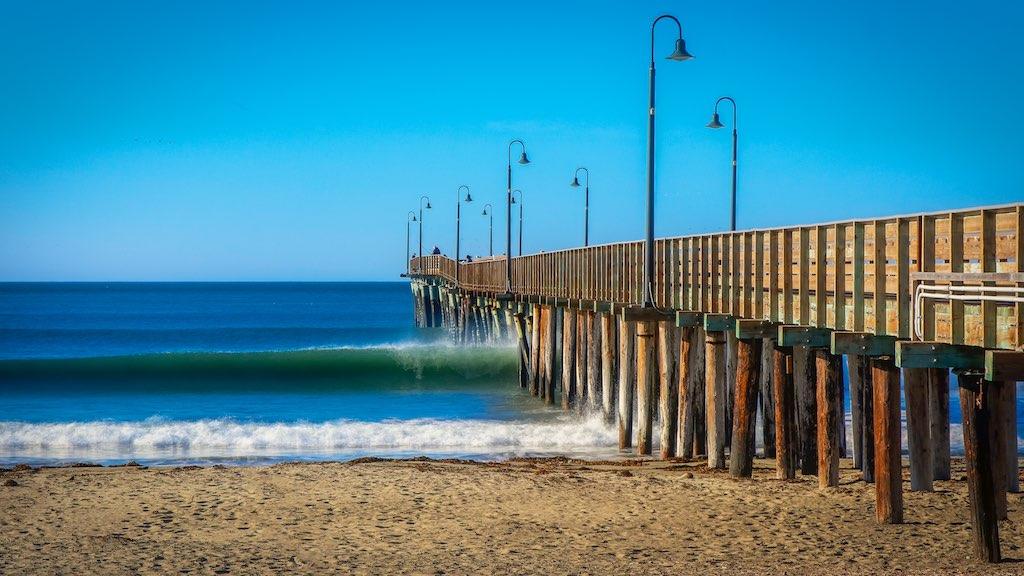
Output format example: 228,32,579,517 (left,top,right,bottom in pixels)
412,202,1023,350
